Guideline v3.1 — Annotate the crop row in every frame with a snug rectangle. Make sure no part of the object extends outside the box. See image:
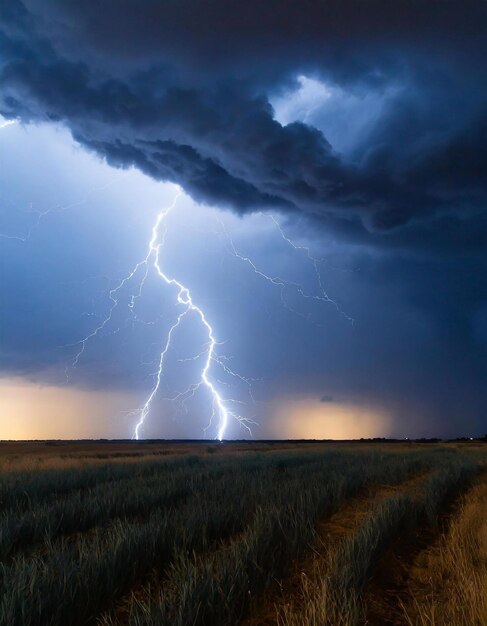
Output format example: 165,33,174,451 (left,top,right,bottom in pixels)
279,458,481,625
0,447,441,561
0,447,357,512
0,448,435,626
100,450,446,626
